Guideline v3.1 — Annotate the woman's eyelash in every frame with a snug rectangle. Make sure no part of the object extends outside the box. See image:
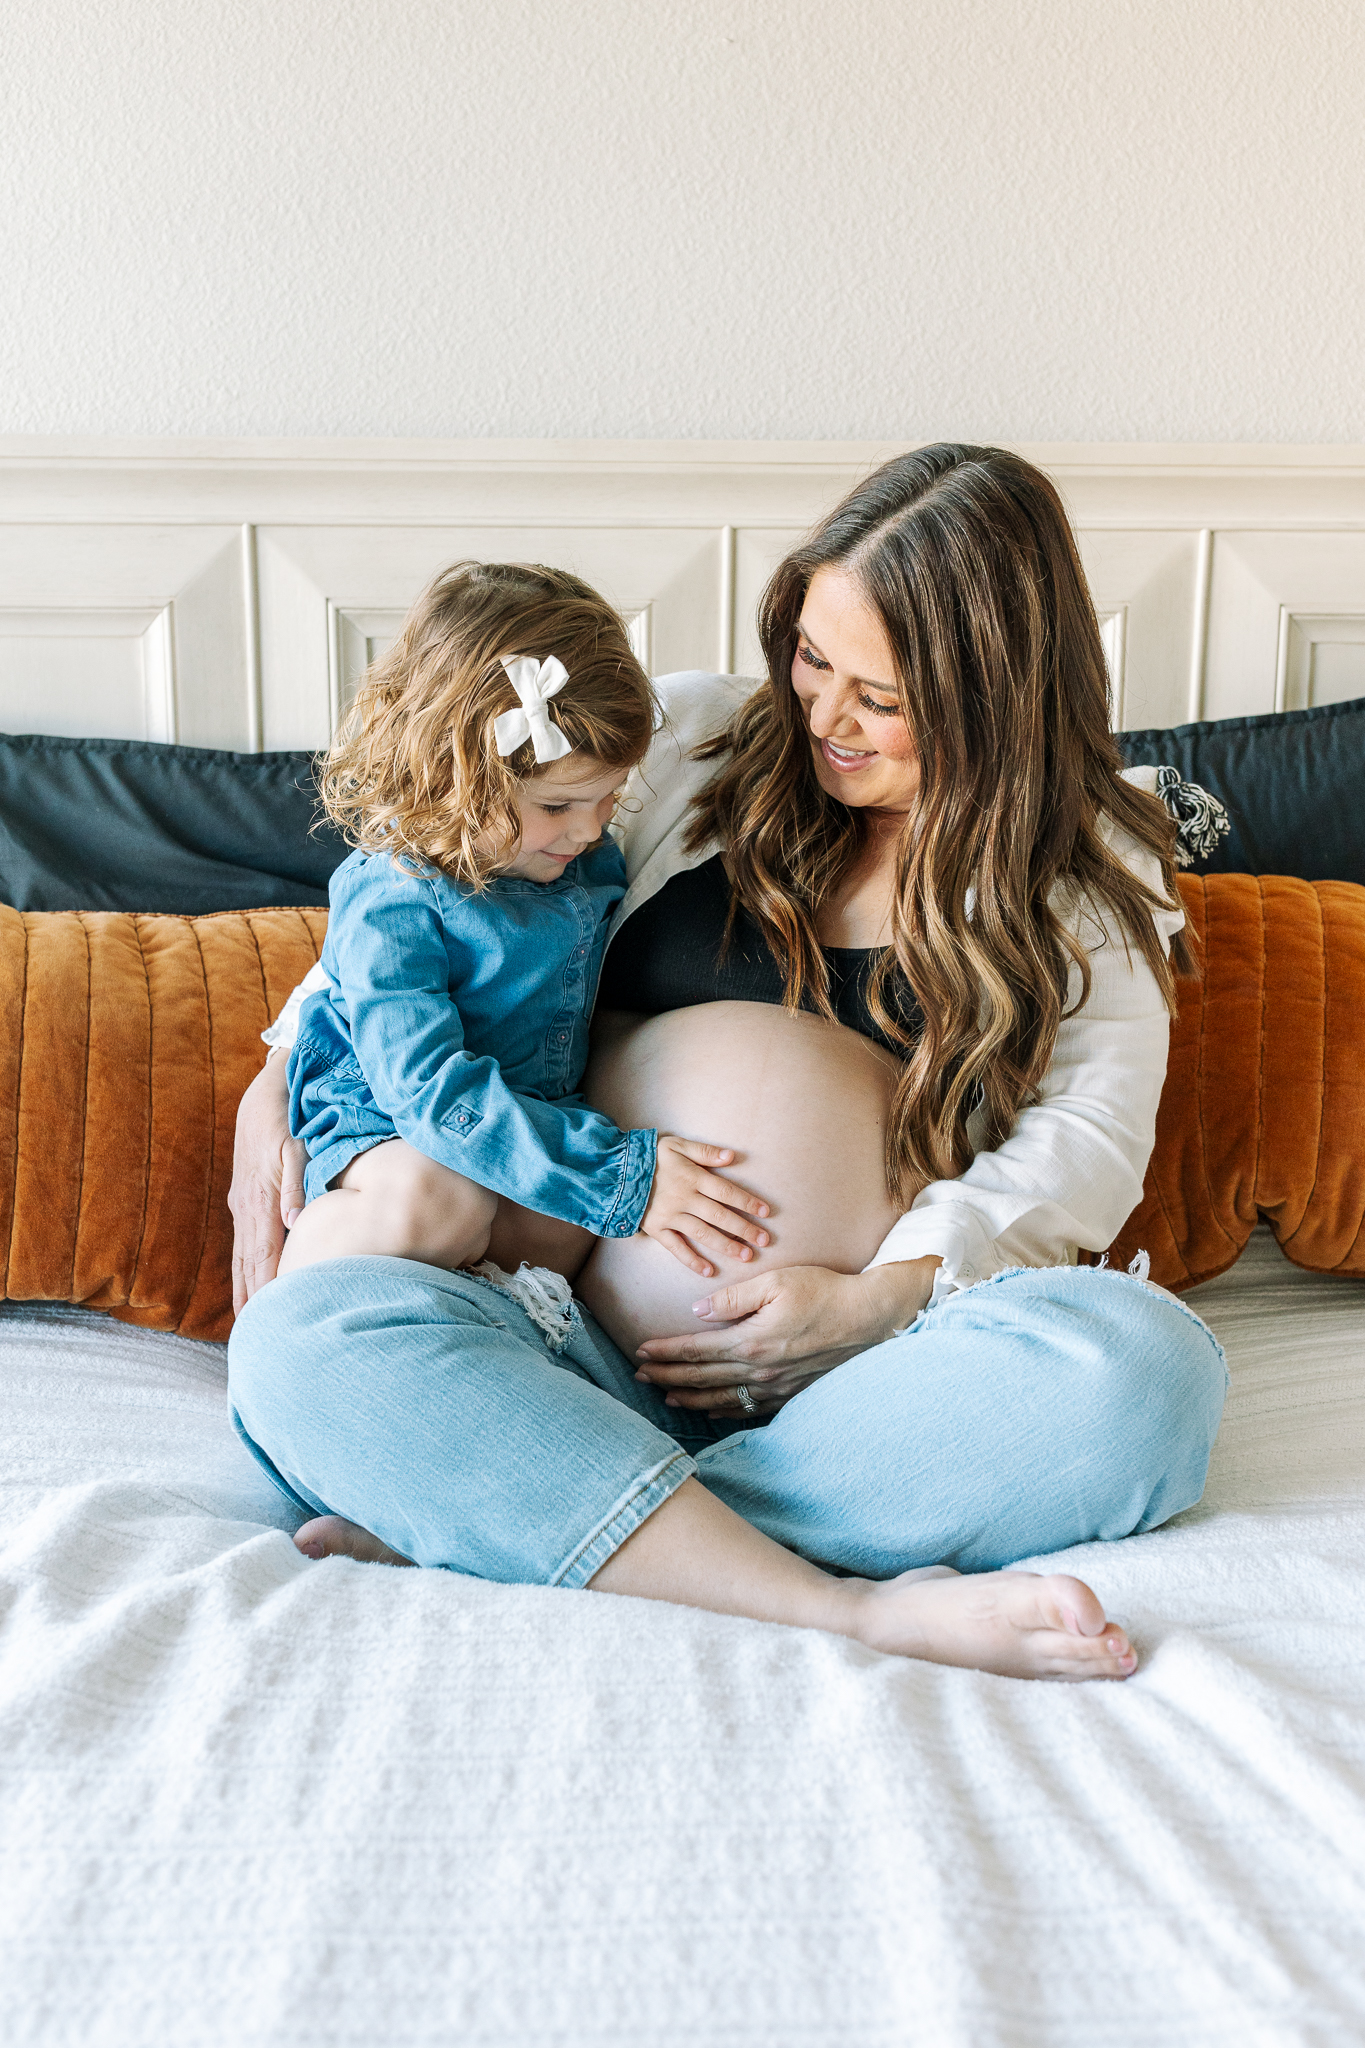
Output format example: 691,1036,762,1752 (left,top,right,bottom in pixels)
799,640,899,716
